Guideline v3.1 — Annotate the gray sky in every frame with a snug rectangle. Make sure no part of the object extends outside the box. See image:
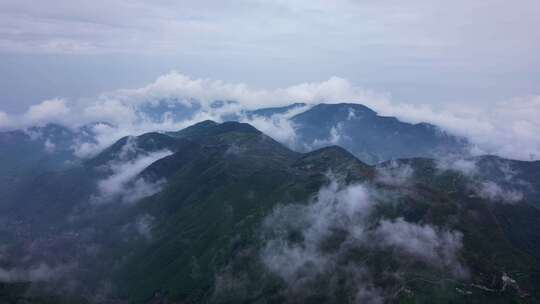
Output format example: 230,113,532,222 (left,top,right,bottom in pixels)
0,0,539,113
